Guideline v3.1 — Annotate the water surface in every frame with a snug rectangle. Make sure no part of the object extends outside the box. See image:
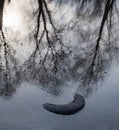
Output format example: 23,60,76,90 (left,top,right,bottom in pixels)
0,65,119,130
